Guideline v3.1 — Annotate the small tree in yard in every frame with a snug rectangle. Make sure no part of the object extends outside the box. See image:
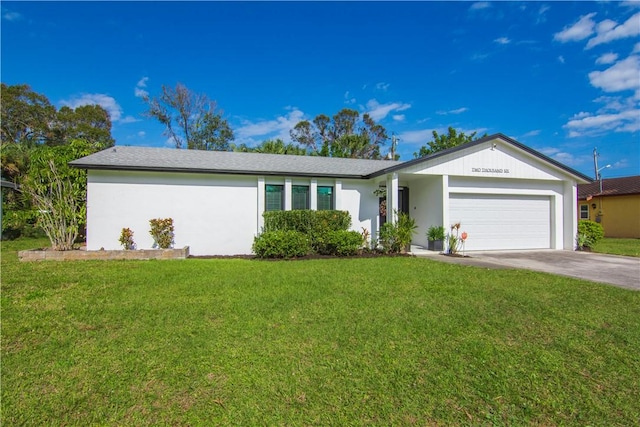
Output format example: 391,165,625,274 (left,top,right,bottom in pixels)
23,160,80,250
